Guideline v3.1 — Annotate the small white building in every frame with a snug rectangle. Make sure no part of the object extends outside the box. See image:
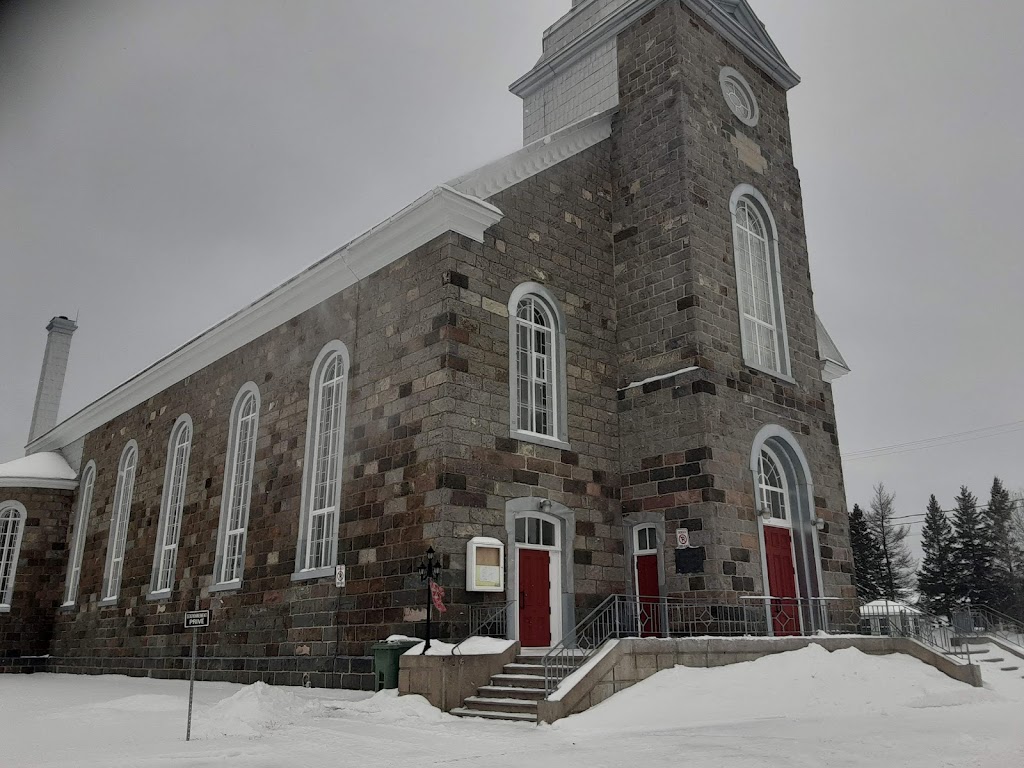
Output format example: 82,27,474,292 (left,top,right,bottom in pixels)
860,599,924,636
